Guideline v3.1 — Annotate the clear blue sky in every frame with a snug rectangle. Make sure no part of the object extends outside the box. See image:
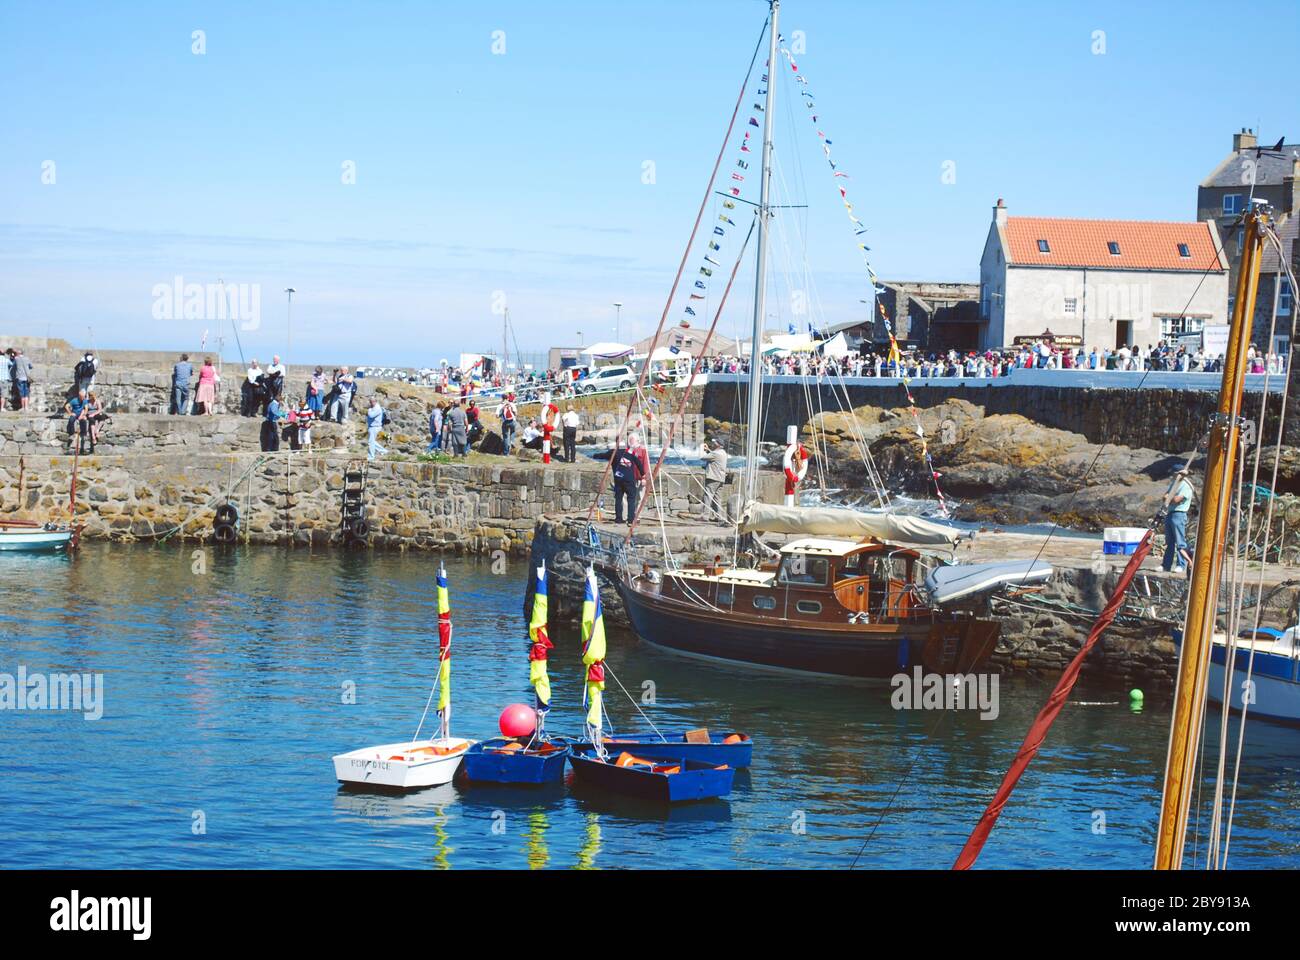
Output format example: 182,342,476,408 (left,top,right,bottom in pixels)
1,0,1295,367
